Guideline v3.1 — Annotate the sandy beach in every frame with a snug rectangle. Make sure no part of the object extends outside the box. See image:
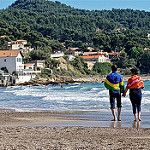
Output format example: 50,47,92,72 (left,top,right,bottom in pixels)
0,110,150,149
